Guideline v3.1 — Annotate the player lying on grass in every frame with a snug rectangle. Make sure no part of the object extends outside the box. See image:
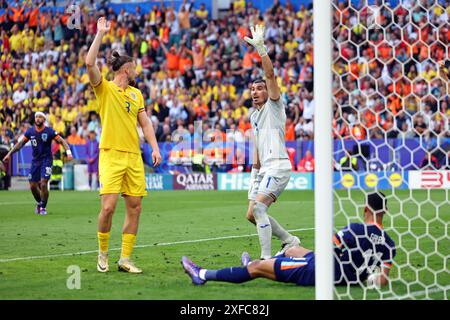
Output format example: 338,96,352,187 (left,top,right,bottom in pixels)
86,17,162,274
182,192,396,288
1,112,73,215
243,24,299,259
